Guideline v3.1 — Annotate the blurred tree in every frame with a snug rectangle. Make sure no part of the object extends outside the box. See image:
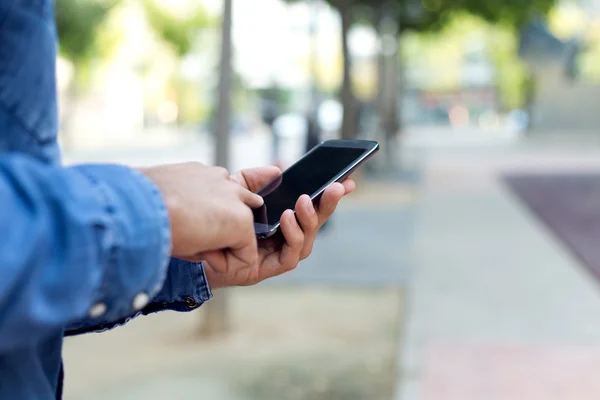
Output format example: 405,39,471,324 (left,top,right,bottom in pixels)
328,0,357,141
55,0,115,82
202,0,232,337
548,3,600,83
287,0,556,153
361,0,556,167
142,0,212,125
284,0,449,142
142,0,211,57
55,0,115,146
